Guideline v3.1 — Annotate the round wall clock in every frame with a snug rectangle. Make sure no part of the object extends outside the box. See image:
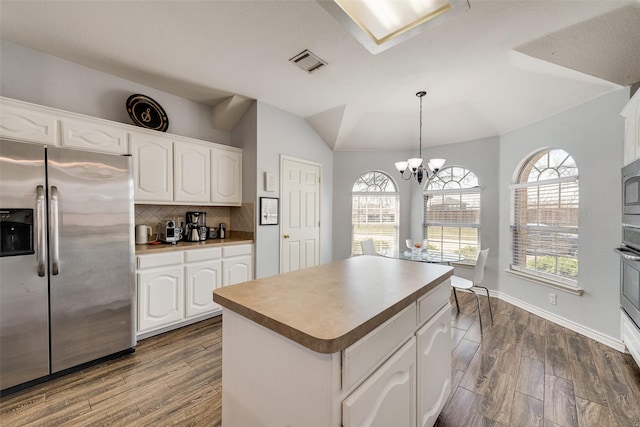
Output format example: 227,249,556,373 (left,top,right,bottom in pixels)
126,94,169,132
